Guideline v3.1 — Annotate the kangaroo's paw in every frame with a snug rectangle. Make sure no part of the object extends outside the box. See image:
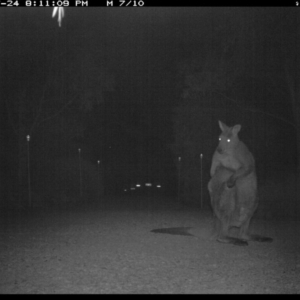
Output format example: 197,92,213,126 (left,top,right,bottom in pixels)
226,176,236,188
